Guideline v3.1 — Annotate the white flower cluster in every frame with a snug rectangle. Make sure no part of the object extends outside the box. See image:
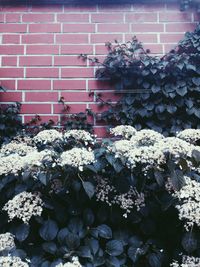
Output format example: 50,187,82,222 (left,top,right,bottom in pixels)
95,177,145,217
21,150,54,170
0,233,15,252
112,140,134,158
171,255,200,267
155,137,192,159
0,256,29,267
3,191,43,224
177,129,200,144
110,125,137,139
173,176,200,231
0,141,36,157
130,129,164,146
113,187,145,218
55,257,82,267
33,129,63,145
0,154,24,176
64,130,95,145
126,146,165,171
60,148,95,171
